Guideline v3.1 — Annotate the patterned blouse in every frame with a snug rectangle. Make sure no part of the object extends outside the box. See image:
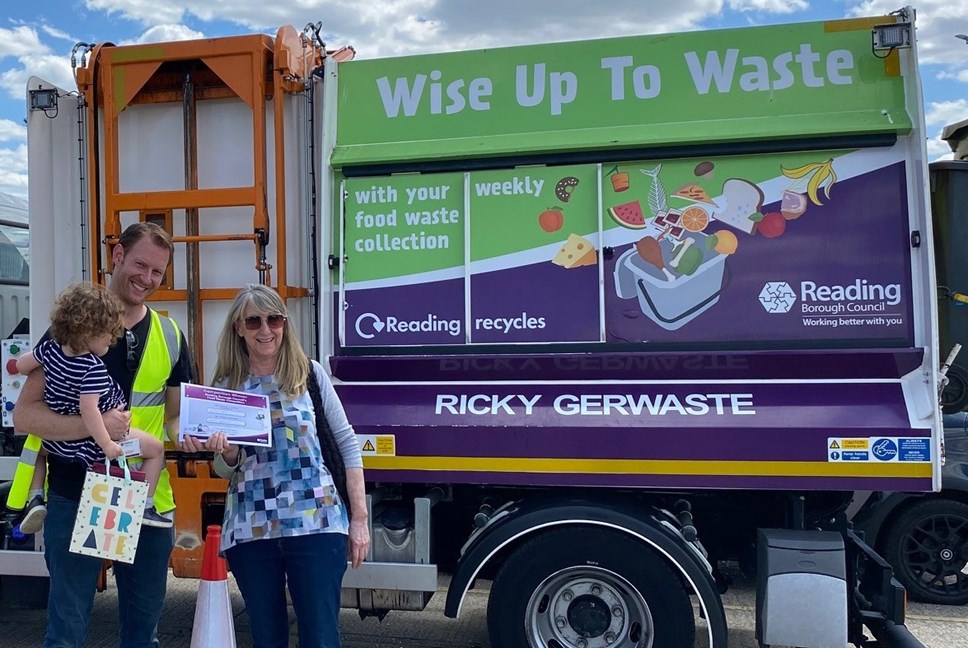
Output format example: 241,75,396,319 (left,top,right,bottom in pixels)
215,361,362,553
